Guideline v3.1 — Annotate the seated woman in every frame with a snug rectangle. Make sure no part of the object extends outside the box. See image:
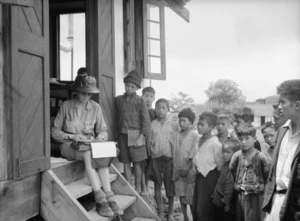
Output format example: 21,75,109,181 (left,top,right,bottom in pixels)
51,73,121,217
